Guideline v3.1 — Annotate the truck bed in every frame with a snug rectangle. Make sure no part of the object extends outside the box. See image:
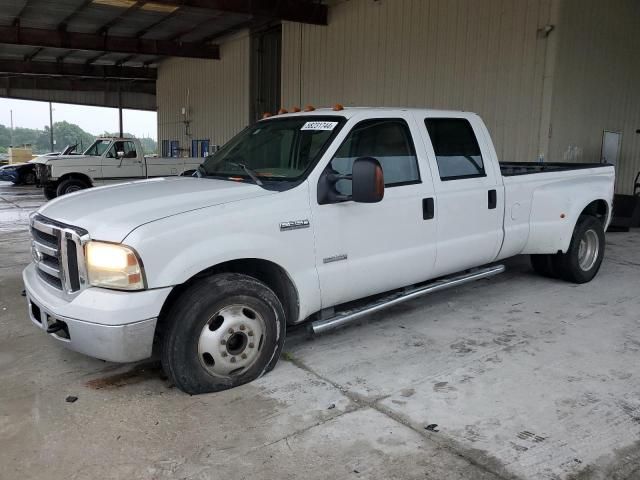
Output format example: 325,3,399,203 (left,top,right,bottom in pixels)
500,162,612,177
